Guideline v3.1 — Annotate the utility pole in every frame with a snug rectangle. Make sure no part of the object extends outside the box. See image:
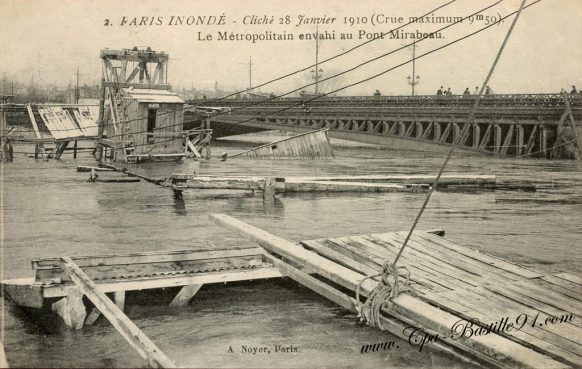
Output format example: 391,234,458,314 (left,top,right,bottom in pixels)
248,56,252,91
76,67,80,103
406,41,420,96
311,25,323,95
239,56,253,94
73,68,88,104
